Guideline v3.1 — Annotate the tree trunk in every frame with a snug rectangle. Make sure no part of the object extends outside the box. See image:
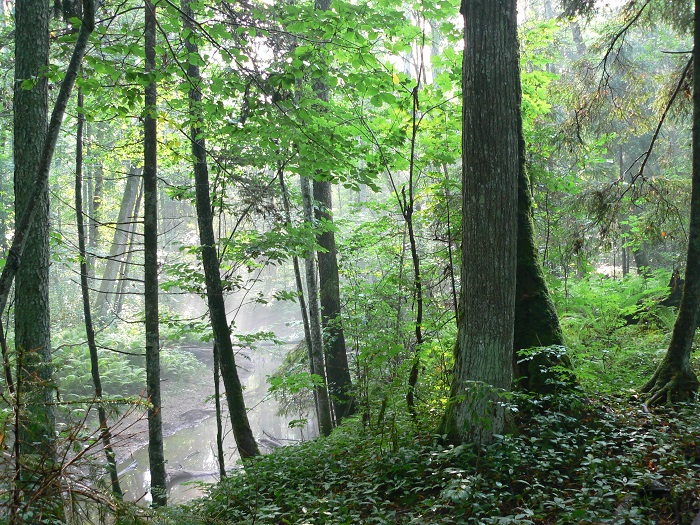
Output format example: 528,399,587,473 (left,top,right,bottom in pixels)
279,167,333,437
94,167,141,319
182,0,260,458
313,181,355,423
75,88,122,499
115,181,143,317
641,0,700,405
301,176,332,425
513,90,572,394
310,0,354,424
13,0,59,517
144,0,167,506
441,0,518,445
